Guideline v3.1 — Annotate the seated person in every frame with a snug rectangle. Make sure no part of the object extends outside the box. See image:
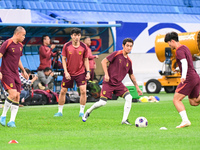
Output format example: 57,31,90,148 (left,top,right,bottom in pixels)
4,68,38,106
33,67,54,91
